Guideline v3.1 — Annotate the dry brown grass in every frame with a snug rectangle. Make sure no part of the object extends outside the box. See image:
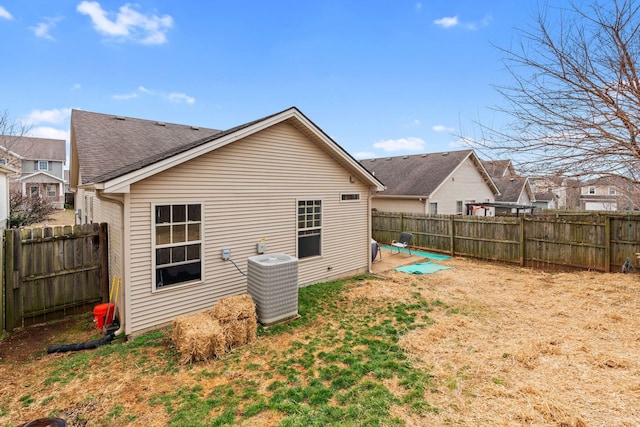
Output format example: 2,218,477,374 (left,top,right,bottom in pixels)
357,258,640,426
